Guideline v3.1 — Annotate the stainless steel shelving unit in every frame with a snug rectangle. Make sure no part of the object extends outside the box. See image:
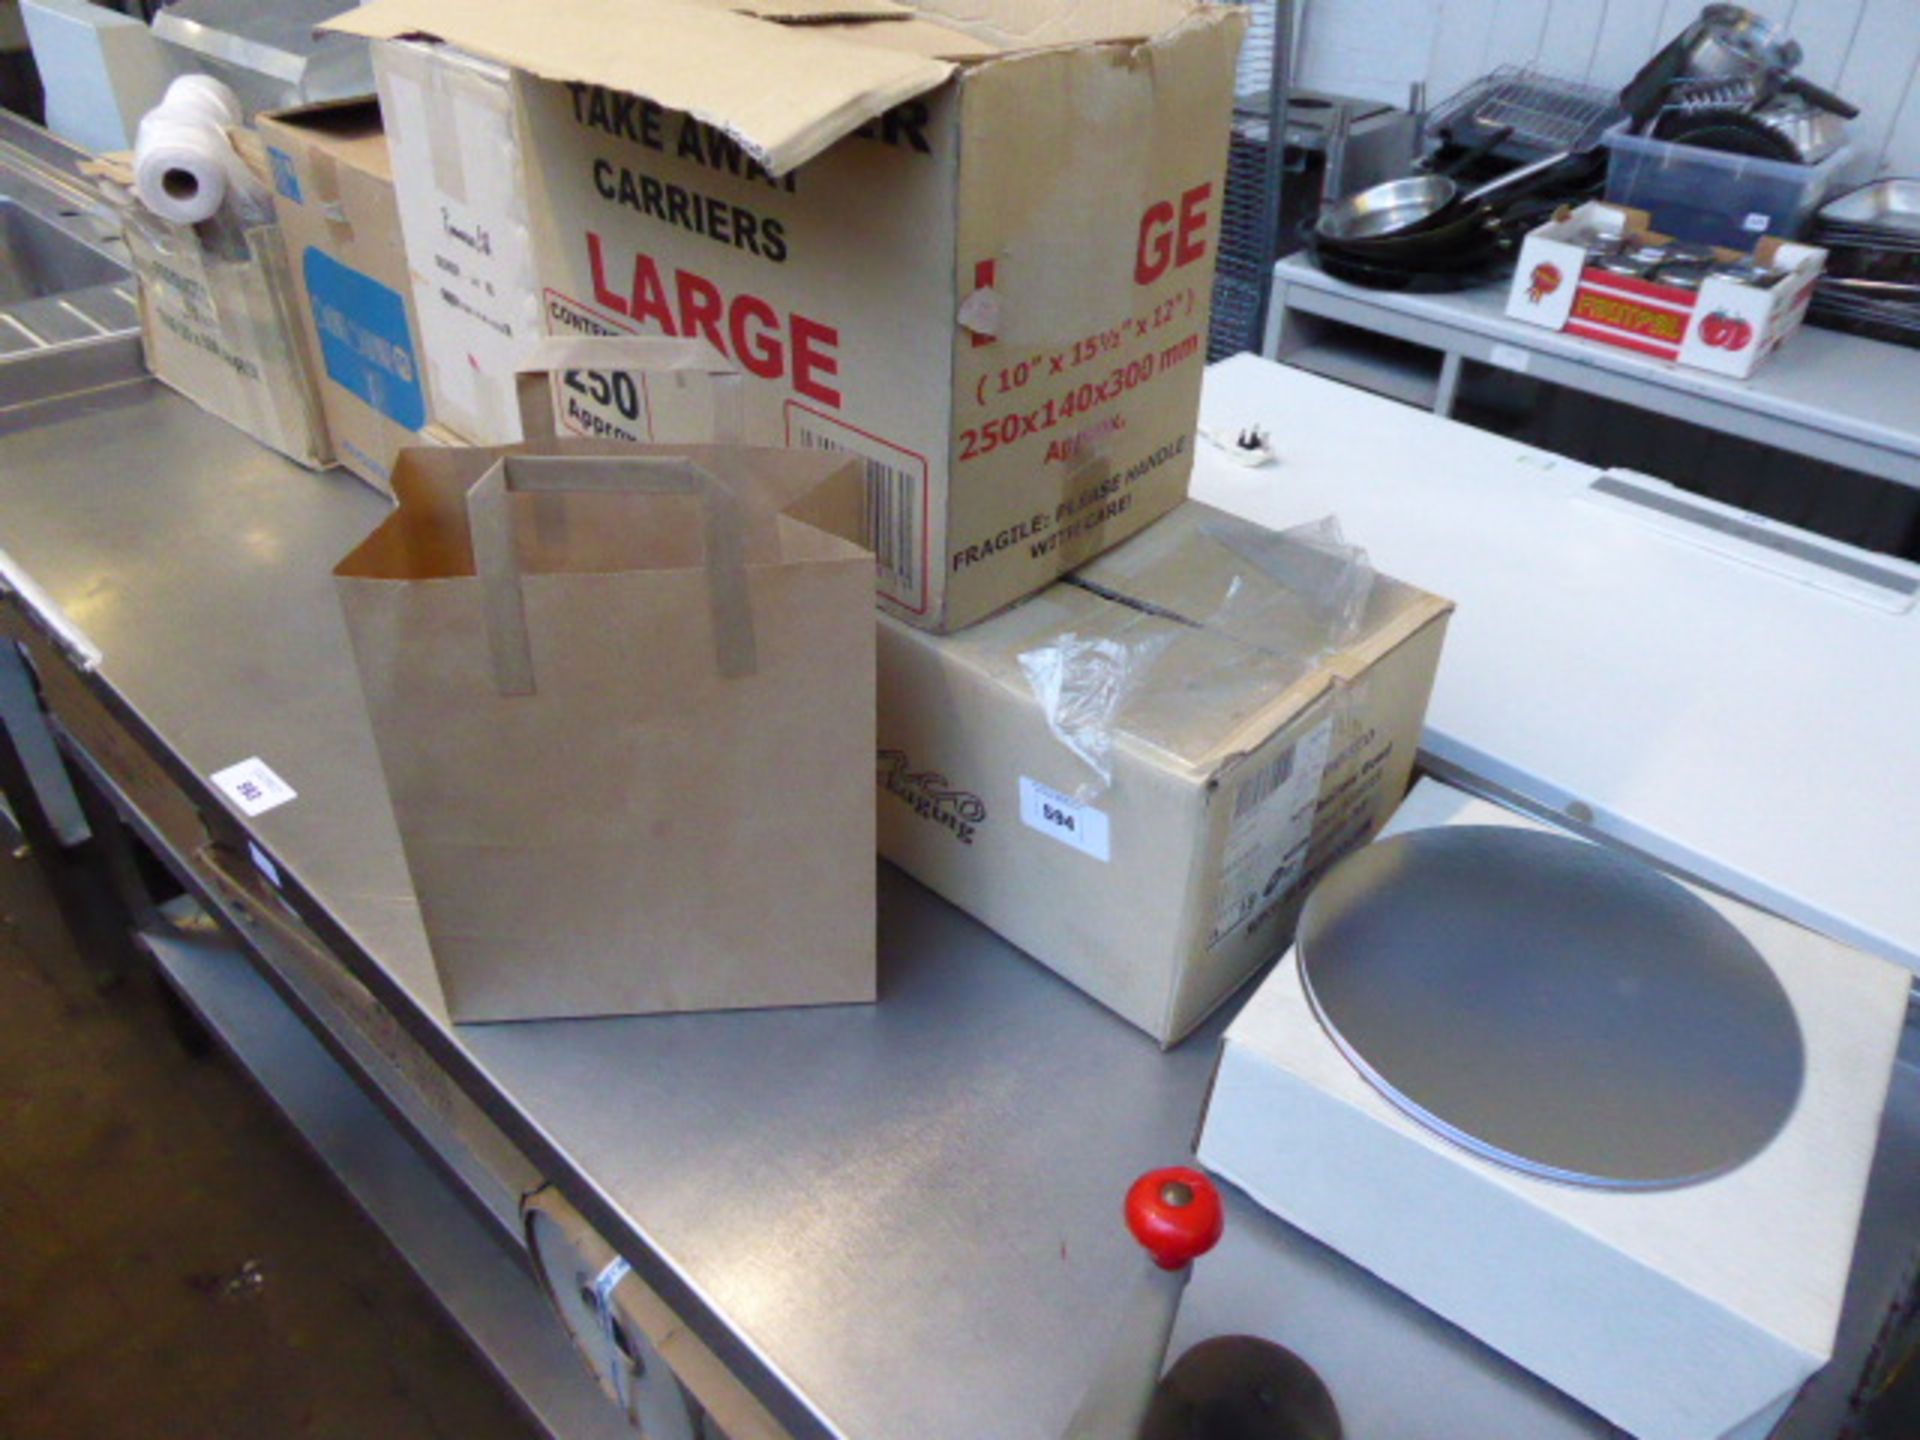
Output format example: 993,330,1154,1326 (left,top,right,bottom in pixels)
1265,253,1920,491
